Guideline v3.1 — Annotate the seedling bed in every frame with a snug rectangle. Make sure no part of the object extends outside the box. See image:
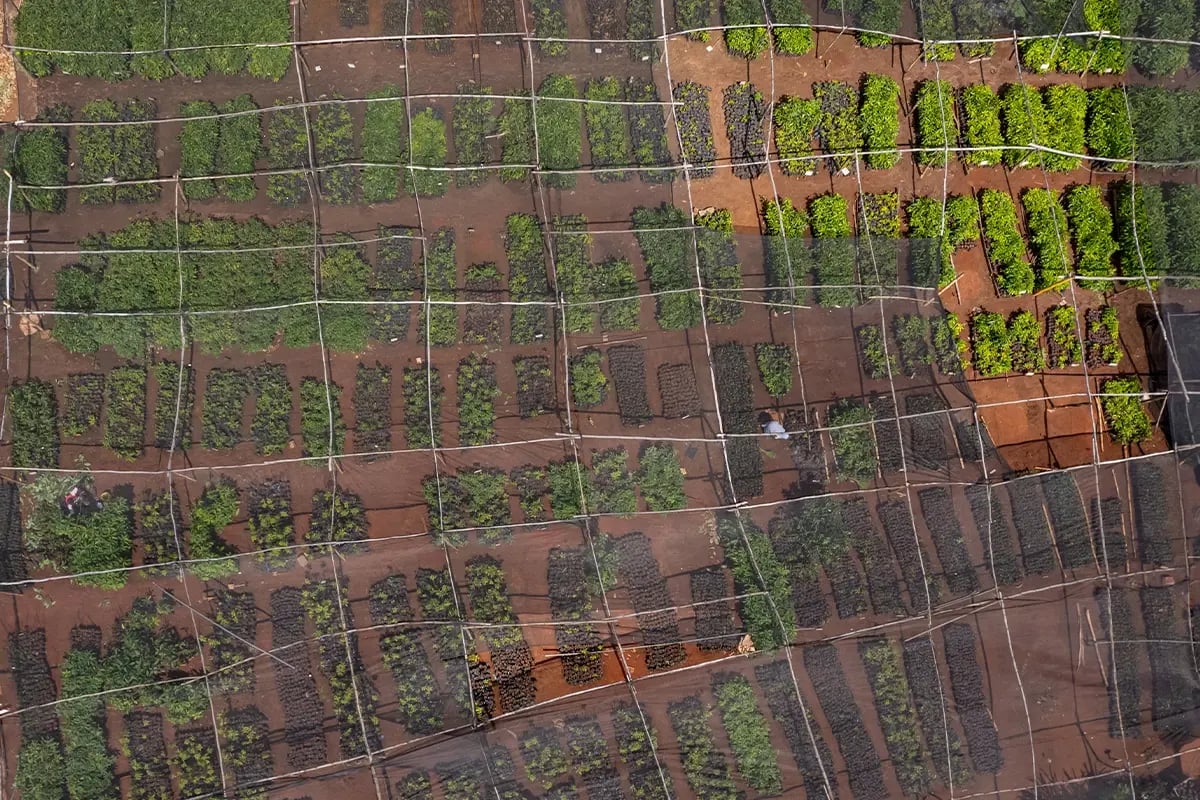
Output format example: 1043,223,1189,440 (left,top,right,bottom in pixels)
754,659,836,800
942,623,1003,773
616,533,686,671
845,497,905,616
152,362,194,451
781,409,826,490
134,489,178,569
0,484,22,584
584,77,632,182
712,343,763,499
667,696,738,800
868,394,903,474
61,373,104,438
904,394,948,473
1090,496,1127,572
803,643,888,800
370,227,417,342
1130,462,1174,566
608,345,653,426
1006,478,1056,575
103,365,146,461
418,567,494,722
308,488,368,549
1041,472,1093,569
124,711,171,800
1139,586,1196,736
208,590,256,694
628,79,673,182
353,363,392,455
612,702,672,800
249,364,292,455
690,567,739,651
463,263,503,344
901,636,971,787
201,368,249,450
220,707,274,787
723,82,768,179
964,484,1022,586
368,575,444,735
858,637,933,796
339,0,369,26
512,465,550,523
505,214,550,344
465,556,536,711
514,357,555,419
270,586,327,769
8,630,58,741
1095,586,1141,737
1085,308,1122,367
672,82,717,176
878,500,941,614
519,725,571,790
174,728,221,799
566,715,625,800
248,480,295,570
403,366,442,448
658,363,702,418
547,547,605,684
917,487,980,596
482,0,516,33
457,354,499,446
